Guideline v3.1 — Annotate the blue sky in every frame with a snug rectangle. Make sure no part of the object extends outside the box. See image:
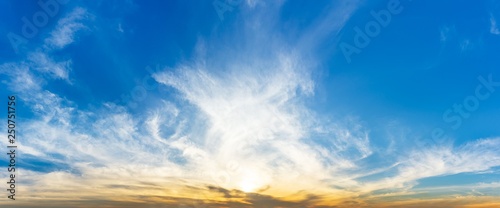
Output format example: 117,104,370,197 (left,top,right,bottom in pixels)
1,0,500,207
